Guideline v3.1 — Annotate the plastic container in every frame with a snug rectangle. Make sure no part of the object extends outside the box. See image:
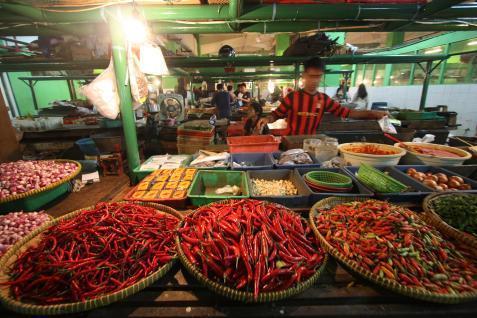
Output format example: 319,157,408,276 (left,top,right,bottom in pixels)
281,134,327,150
396,142,471,166
247,169,311,207
75,138,100,156
396,111,443,121
344,166,432,203
188,170,249,206
297,168,373,204
356,164,407,193
91,133,123,154
227,135,281,153
393,165,477,193
338,143,406,166
271,152,321,169
230,153,275,171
